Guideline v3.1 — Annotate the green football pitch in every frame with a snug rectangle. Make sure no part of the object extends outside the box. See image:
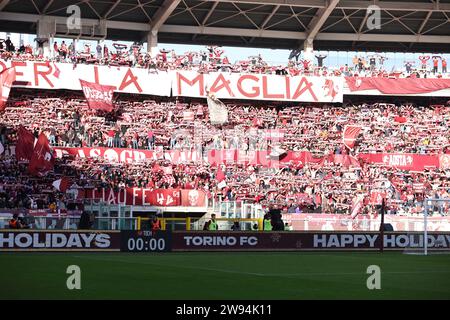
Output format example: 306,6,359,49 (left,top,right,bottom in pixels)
1,252,450,299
